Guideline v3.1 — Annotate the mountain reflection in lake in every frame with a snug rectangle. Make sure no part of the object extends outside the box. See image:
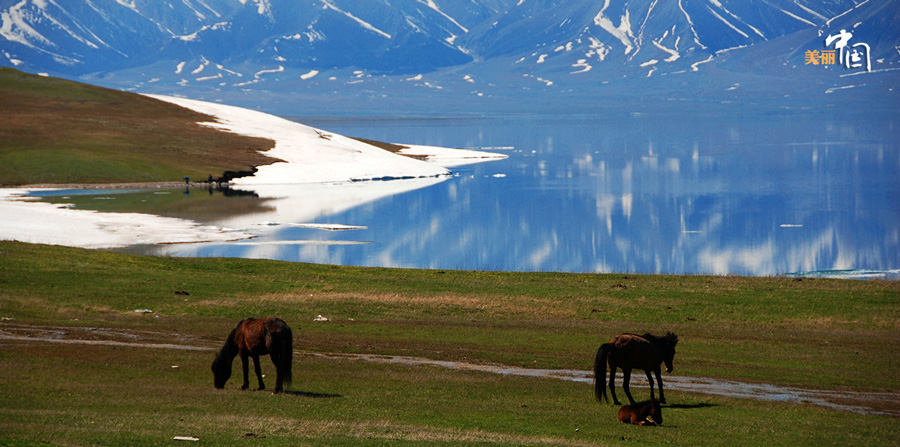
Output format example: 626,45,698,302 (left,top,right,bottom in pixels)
123,110,898,278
